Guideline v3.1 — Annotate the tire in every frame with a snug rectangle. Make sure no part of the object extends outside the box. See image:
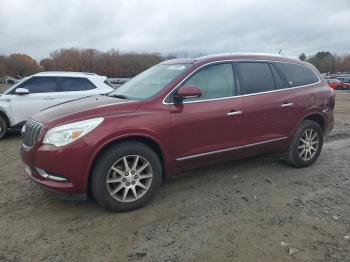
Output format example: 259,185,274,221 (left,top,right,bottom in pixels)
285,120,323,168
91,141,162,212
0,116,7,139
